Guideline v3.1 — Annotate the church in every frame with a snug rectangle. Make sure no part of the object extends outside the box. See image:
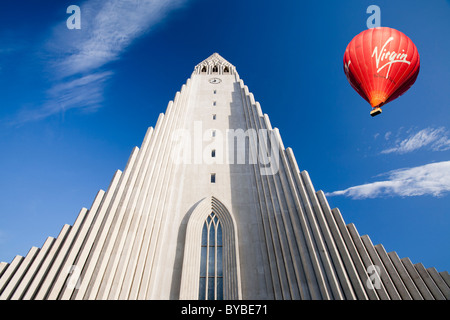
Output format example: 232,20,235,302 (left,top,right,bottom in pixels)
0,53,448,300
